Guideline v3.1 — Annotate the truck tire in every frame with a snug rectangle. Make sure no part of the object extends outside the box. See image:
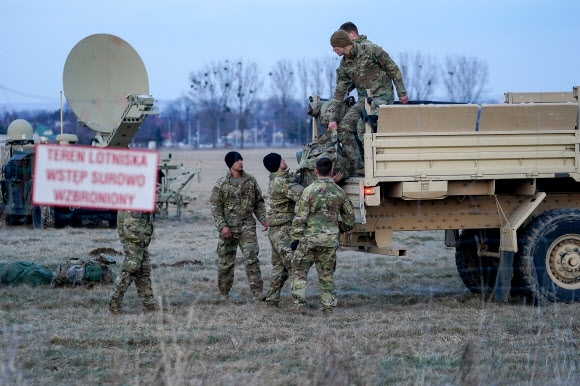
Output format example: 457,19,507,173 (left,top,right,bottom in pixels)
32,206,55,229
516,208,580,304
455,229,500,295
